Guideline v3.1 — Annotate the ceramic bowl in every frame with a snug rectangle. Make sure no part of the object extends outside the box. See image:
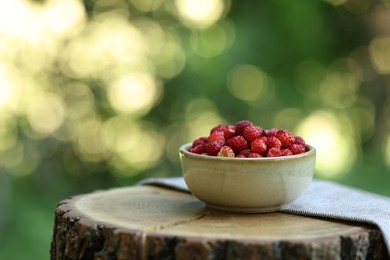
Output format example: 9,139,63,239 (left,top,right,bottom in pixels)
179,143,316,213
